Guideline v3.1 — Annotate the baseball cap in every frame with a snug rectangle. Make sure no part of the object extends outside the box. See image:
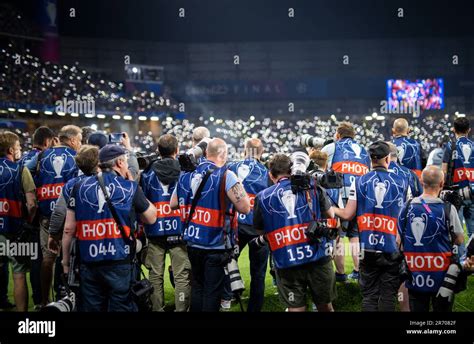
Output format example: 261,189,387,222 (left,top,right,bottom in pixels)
368,141,390,160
